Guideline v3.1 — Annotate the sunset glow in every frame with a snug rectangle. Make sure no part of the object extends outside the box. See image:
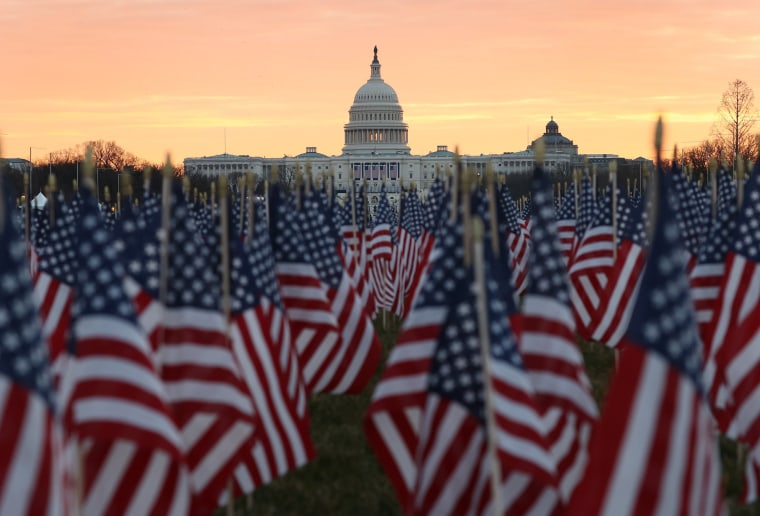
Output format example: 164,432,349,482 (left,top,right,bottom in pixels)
3,0,760,164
